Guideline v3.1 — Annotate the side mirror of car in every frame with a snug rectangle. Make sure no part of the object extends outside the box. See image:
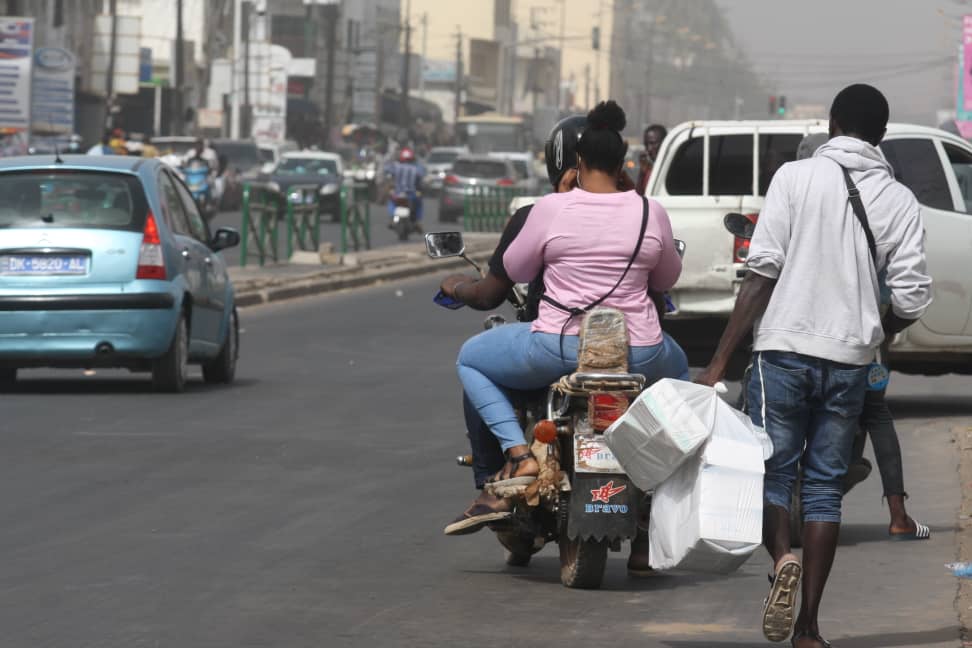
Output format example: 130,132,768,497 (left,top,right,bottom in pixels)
211,227,241,251
723,212,757,240
425,231,465,258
